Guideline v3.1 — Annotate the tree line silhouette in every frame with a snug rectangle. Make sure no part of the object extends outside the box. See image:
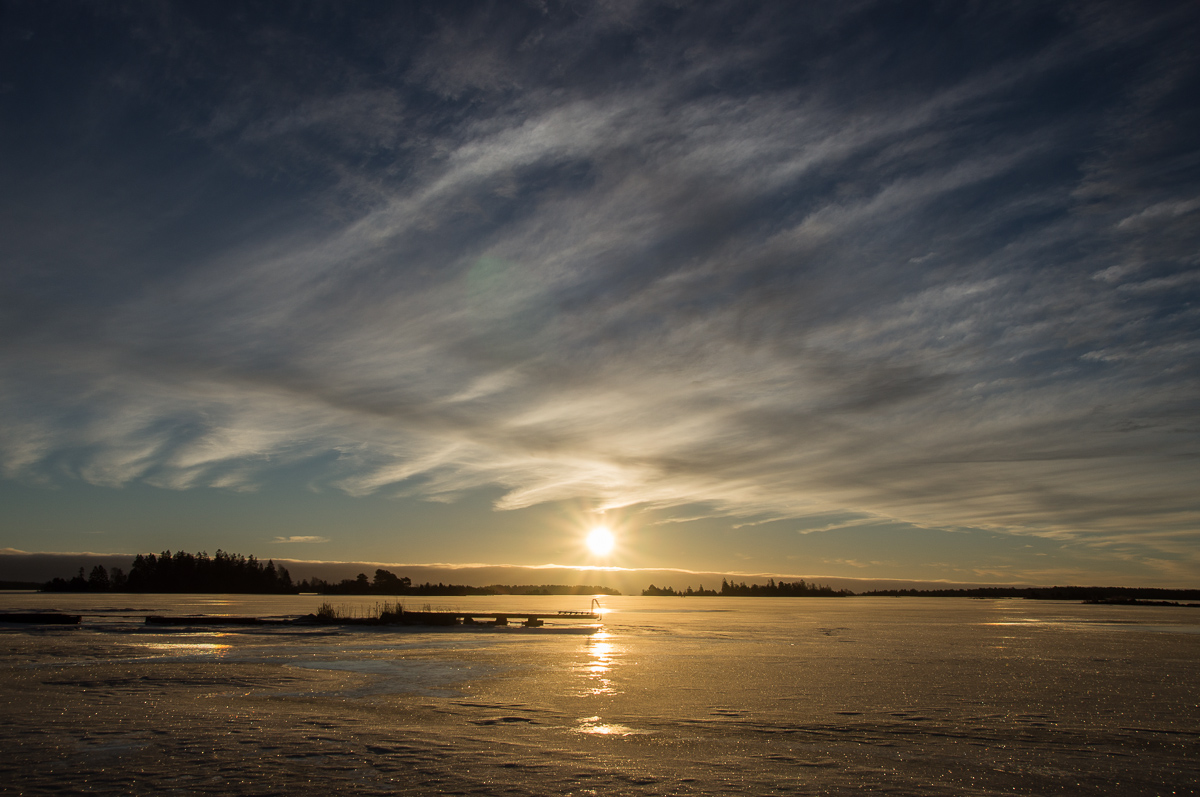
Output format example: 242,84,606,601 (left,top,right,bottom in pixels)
643,578,852,596
35,556,1198,601
42,550,295,593
862,586,1200,600
39,554,620,596
297,569,620,596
